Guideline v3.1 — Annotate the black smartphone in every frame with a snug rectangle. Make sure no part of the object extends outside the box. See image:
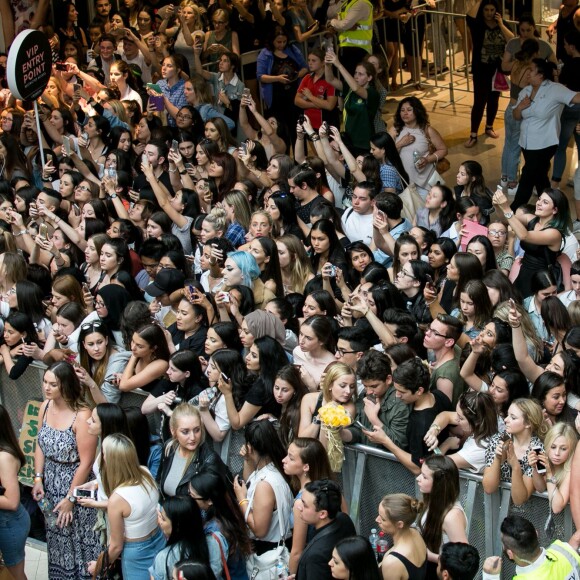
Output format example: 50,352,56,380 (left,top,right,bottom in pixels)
533,446,546,474
55,62,69,71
